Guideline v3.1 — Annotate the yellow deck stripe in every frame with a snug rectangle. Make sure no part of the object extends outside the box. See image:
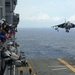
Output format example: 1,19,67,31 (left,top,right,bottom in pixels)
58,58,75,72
